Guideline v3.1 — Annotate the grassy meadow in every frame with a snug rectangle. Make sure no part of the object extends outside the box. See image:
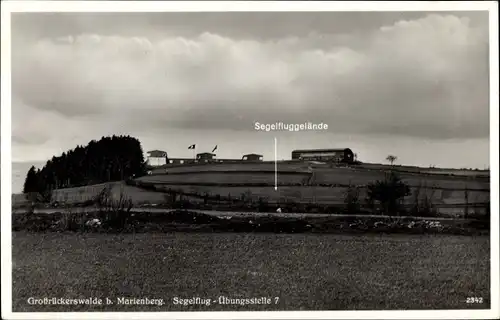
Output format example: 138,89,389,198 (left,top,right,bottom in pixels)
12,232,490,311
